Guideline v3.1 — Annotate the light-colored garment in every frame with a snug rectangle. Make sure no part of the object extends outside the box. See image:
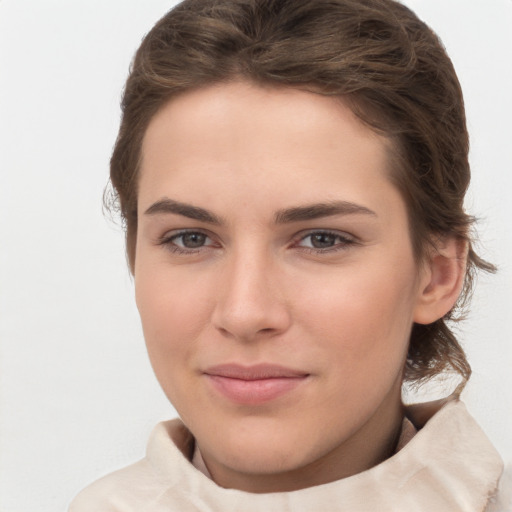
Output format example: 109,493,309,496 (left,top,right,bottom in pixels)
69,400,505,511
